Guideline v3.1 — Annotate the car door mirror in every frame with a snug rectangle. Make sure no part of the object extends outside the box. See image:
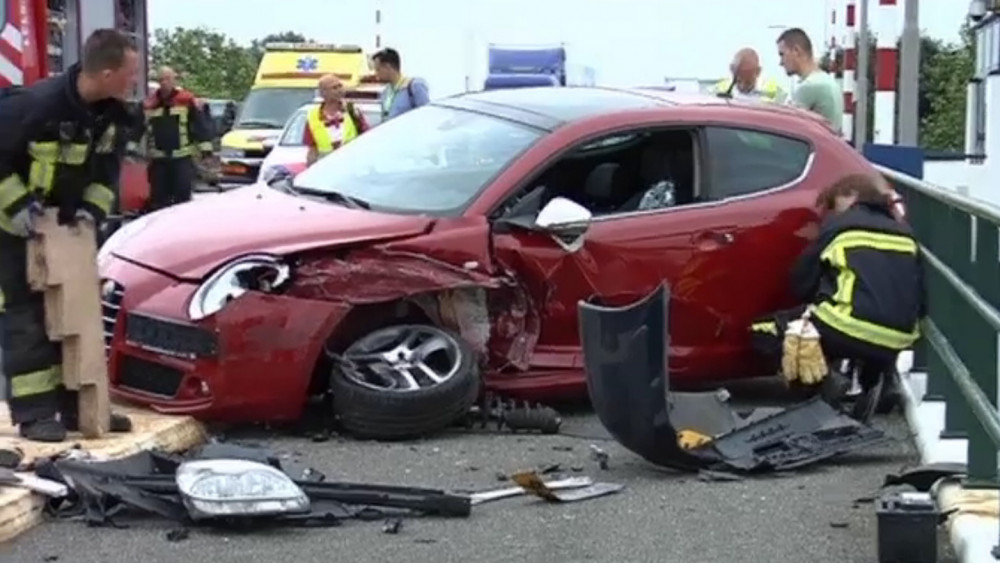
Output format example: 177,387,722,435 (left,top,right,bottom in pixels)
535,196,592,252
